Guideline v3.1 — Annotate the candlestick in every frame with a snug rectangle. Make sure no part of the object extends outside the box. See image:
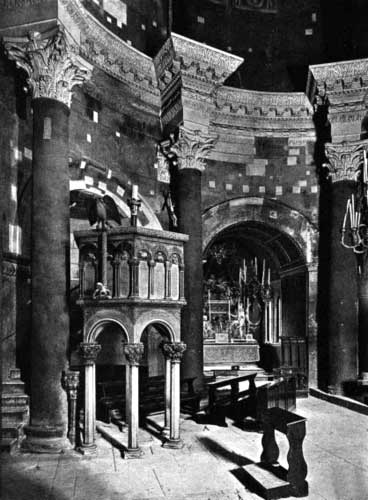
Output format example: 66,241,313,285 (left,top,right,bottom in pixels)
243,259,247,283
351,195,355,227
132,184,138,200
342,204,348,231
